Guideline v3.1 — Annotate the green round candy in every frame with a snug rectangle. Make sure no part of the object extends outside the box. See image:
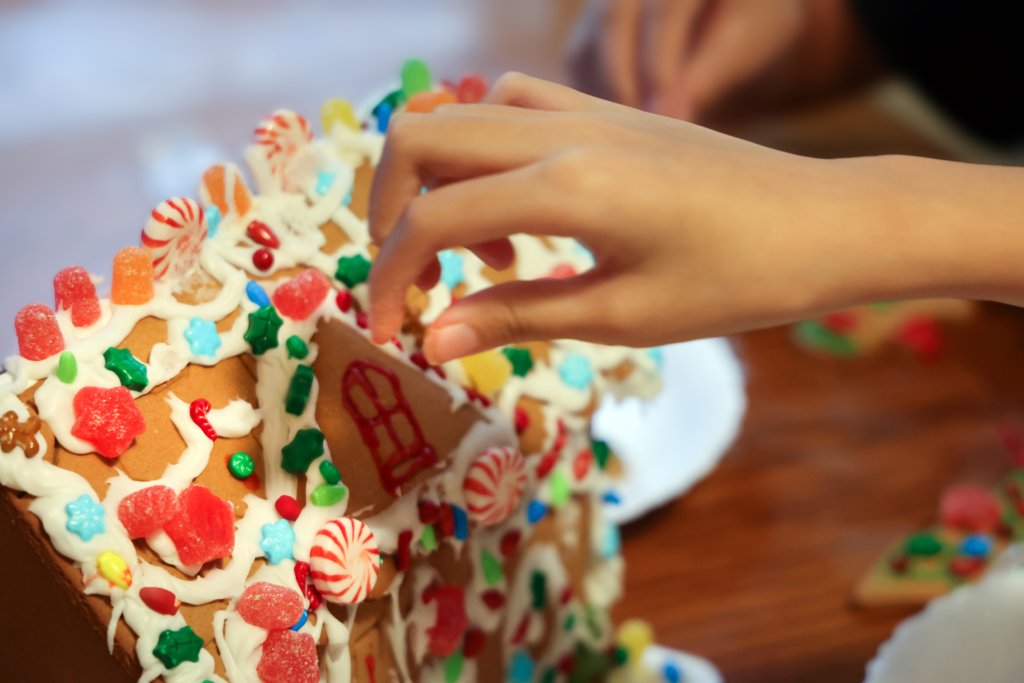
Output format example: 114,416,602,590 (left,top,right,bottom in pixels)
286,335,309,360
228,452,255,479
905,532,943,557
